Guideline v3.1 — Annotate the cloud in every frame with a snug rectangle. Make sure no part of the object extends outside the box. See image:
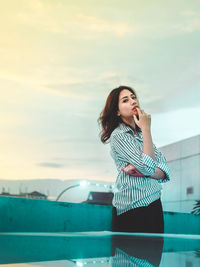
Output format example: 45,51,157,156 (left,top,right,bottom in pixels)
38,162,64,168
75,13,134,37
44,65,200,115
44,79,112,99
172,10,200,33
37,157,111,170
16,2,134,38
51,137,98,144
144,84,200,114
44,70,139,98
